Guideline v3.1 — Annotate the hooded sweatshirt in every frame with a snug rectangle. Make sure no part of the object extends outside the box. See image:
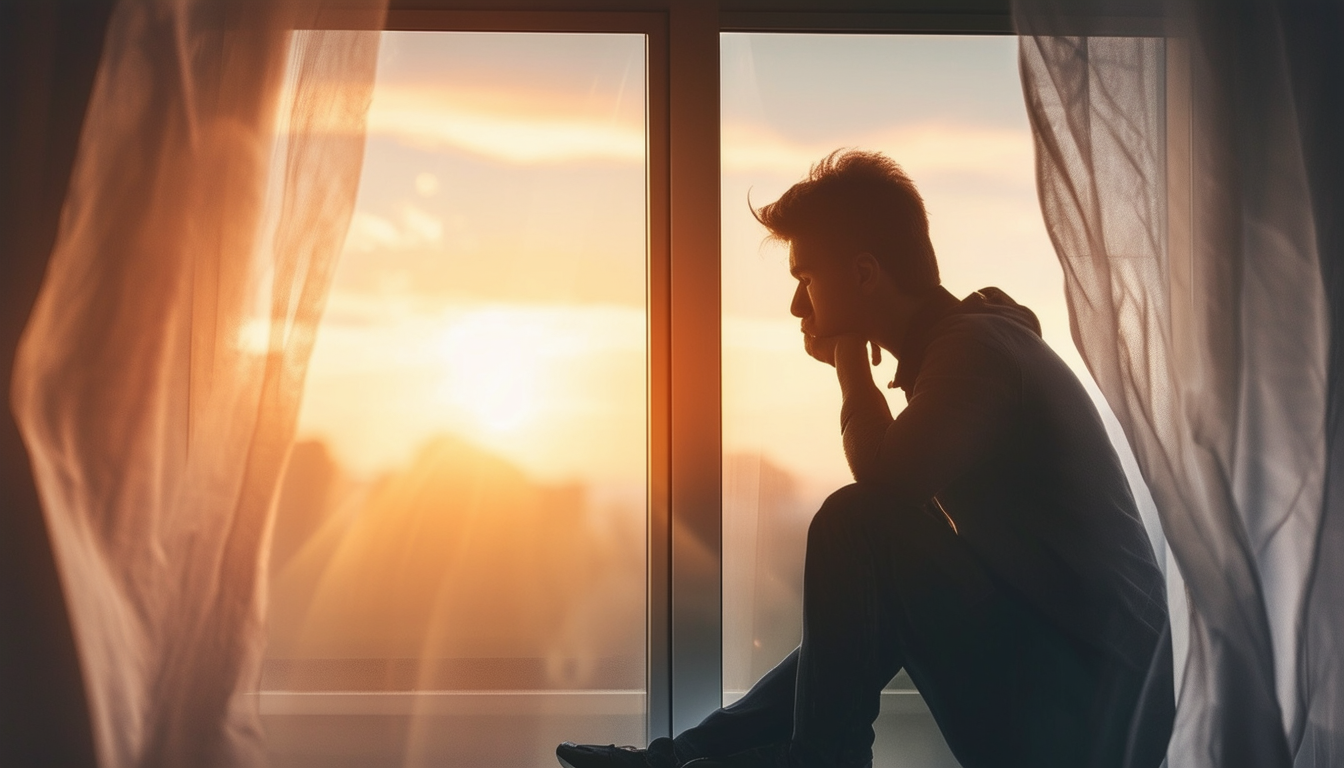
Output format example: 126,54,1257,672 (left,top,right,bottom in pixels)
841,285,1167,673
